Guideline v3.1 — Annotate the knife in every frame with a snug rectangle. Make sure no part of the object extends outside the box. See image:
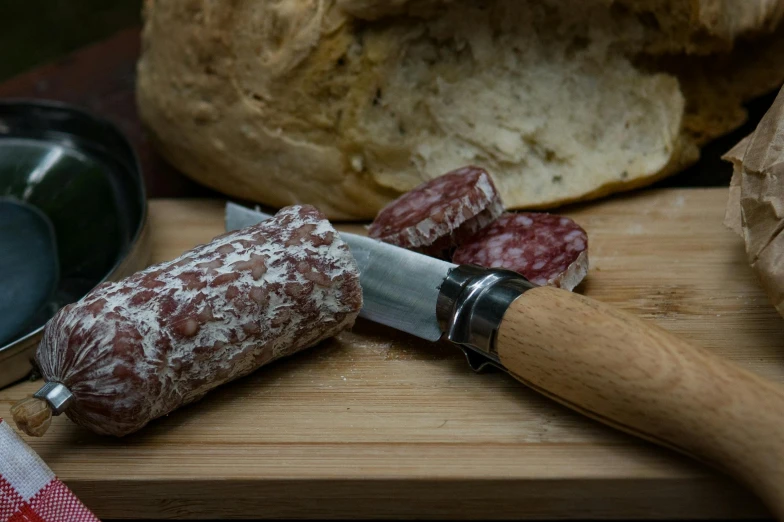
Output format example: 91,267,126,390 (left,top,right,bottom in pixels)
226,202,784,517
